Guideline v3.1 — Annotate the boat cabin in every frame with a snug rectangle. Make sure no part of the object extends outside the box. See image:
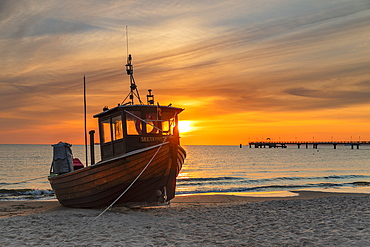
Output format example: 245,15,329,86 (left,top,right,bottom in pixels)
93,104,183,161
